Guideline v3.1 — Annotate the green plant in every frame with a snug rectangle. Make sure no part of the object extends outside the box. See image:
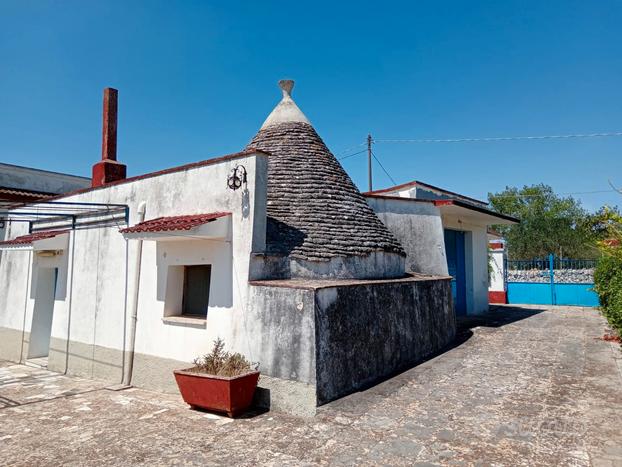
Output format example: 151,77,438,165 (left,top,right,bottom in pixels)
593,208,622,334
594,256,622,333
192,338,257,377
